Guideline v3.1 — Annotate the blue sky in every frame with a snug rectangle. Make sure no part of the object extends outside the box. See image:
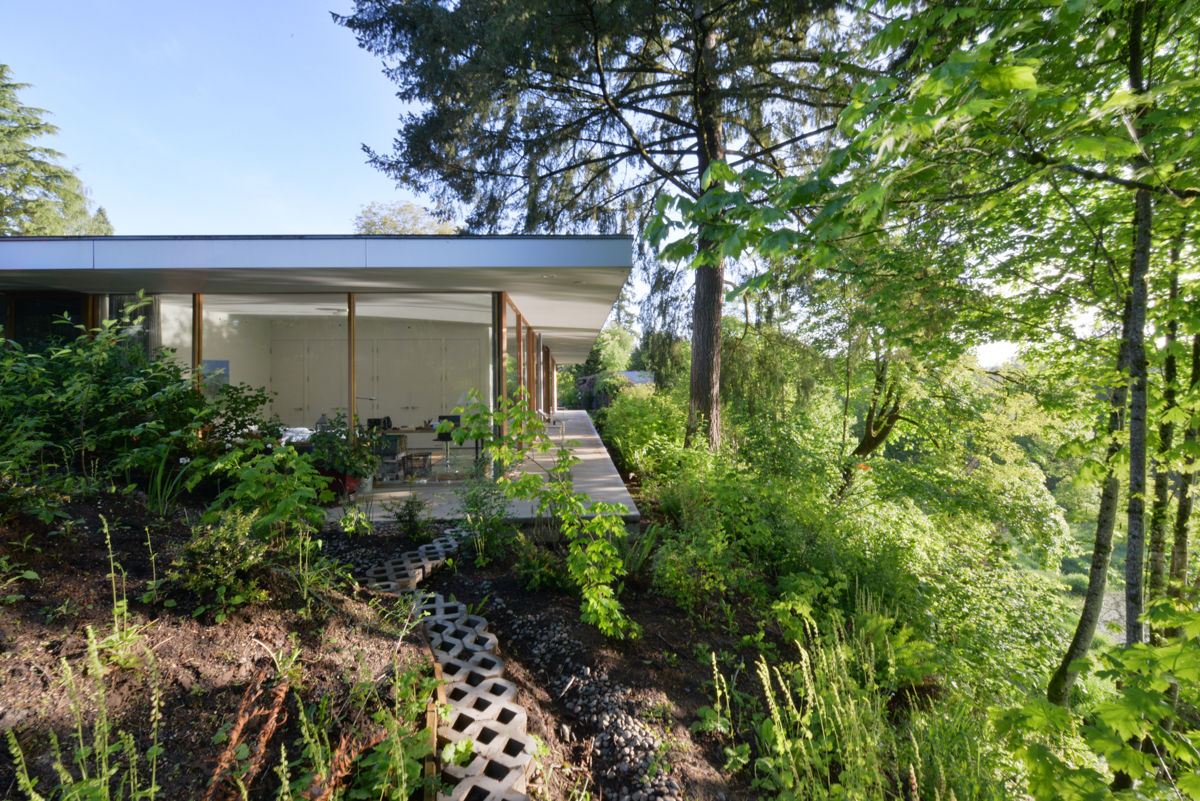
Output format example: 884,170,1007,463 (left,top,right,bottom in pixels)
1,0,424,234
